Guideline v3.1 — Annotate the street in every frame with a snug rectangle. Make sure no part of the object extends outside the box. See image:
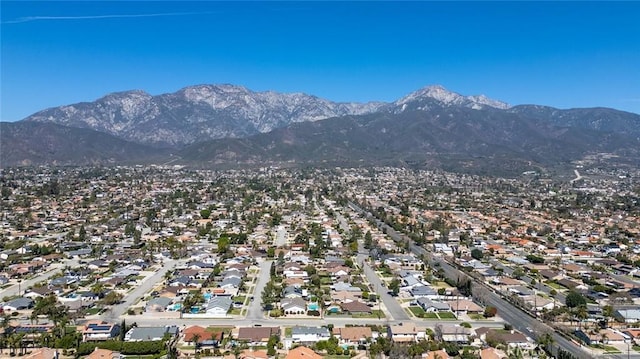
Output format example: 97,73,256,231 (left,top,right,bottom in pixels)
246,260,272,320
104,258,181,321
0,258,79,299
